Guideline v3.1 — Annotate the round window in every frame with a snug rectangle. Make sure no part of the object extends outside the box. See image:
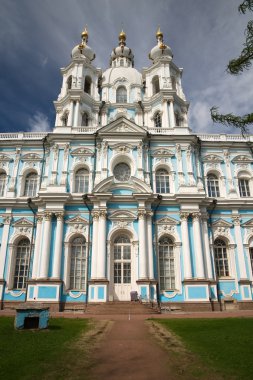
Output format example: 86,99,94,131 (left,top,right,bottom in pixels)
113,163,131,182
